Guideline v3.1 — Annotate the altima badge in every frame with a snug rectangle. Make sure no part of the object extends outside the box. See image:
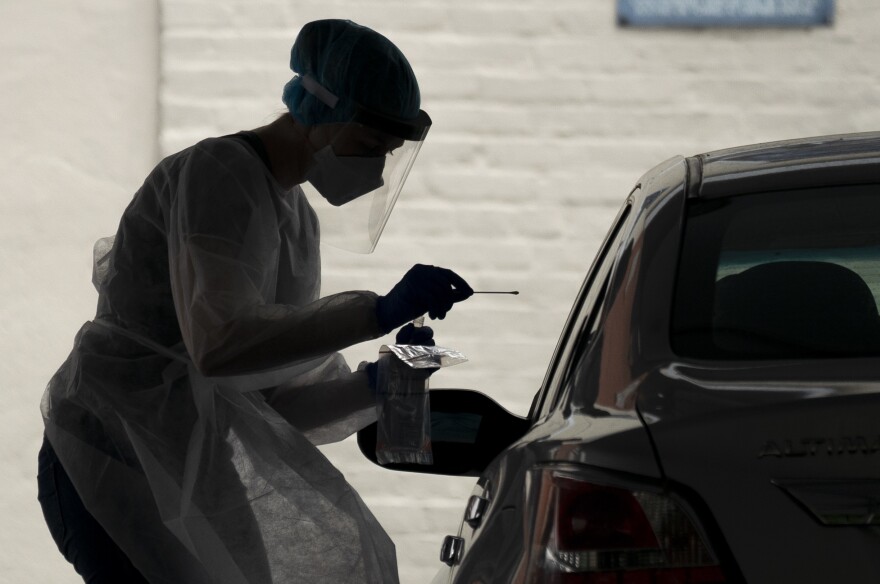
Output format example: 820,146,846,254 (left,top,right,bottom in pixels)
759,437,880,459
